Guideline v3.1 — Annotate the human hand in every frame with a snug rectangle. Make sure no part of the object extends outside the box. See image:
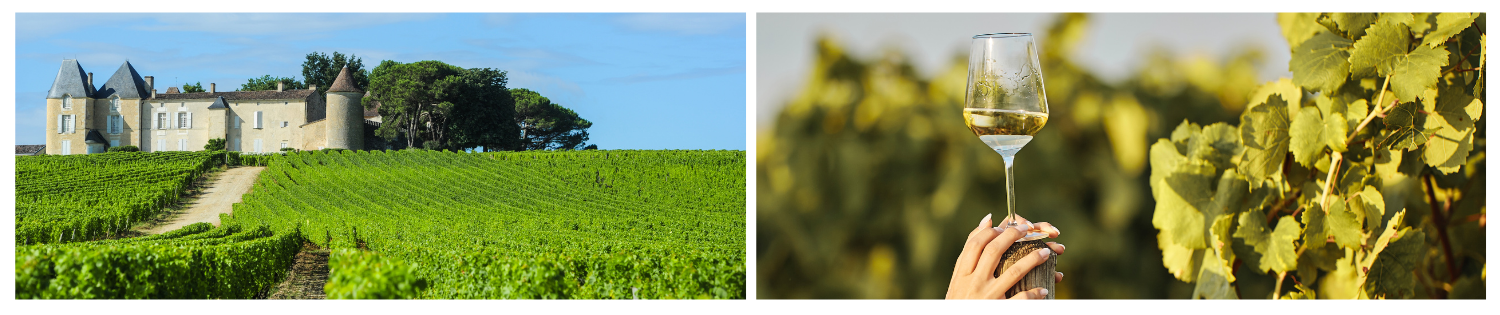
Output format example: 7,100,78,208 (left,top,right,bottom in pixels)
945,213,1066,299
